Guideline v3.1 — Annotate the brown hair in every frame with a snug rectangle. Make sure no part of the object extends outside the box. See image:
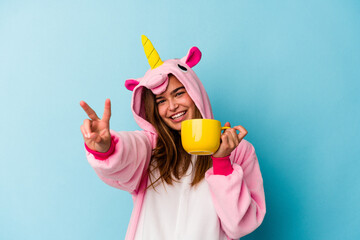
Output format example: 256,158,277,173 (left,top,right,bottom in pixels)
142,84,212,189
